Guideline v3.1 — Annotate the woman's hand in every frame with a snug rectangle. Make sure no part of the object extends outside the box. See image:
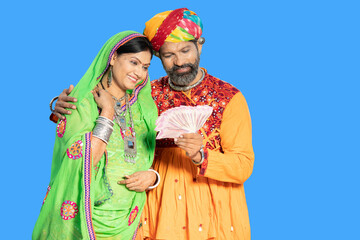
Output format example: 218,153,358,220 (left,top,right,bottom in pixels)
92,88,114,119
118,171,157,192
